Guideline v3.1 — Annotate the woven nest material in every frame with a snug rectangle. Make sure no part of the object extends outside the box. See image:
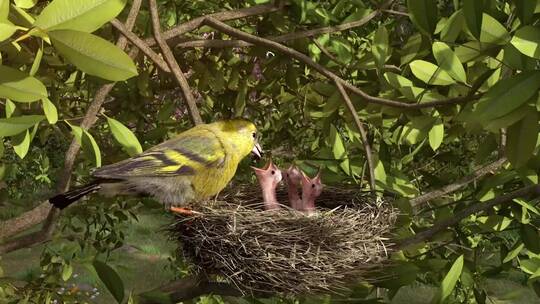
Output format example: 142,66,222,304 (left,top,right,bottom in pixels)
168,185,397,296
